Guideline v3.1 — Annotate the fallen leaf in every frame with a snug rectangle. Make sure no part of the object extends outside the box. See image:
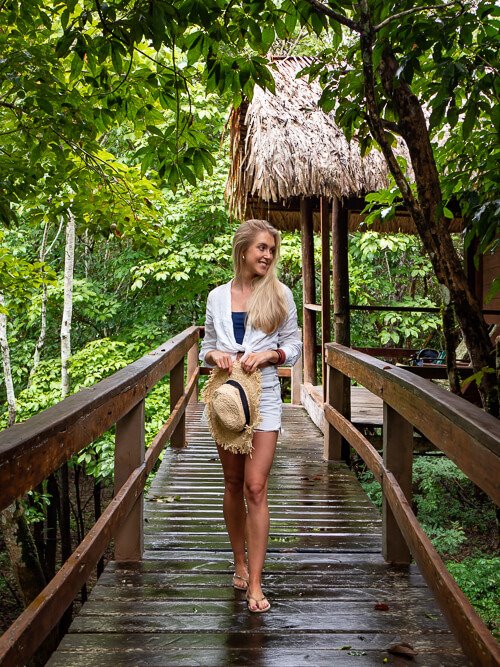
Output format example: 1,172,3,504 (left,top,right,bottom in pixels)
374,602,390,611
388,642,417,658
